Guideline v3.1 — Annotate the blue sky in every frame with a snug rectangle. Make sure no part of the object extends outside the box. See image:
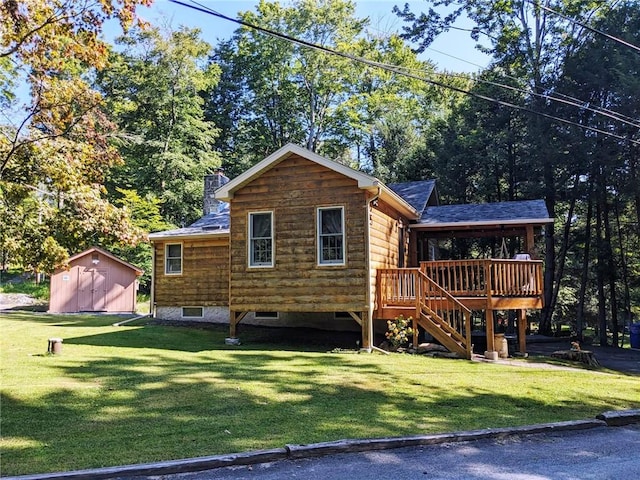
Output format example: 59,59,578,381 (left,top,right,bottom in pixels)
132,0,490,72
